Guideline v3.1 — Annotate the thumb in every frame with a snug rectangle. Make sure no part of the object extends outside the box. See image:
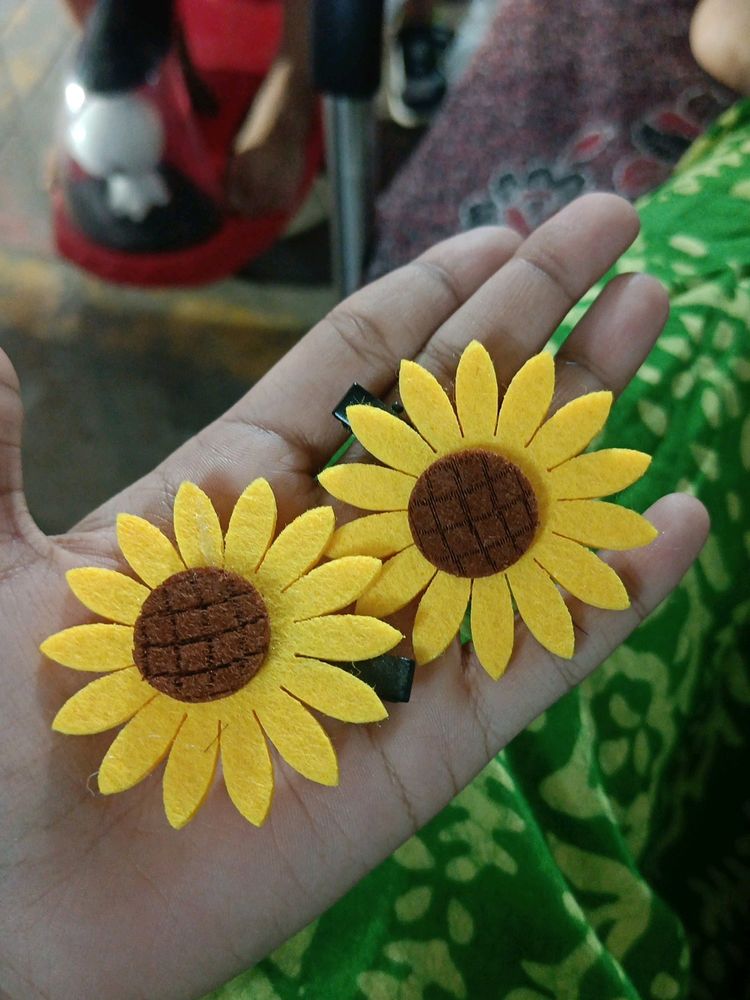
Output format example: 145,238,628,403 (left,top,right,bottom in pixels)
0,349,44,565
